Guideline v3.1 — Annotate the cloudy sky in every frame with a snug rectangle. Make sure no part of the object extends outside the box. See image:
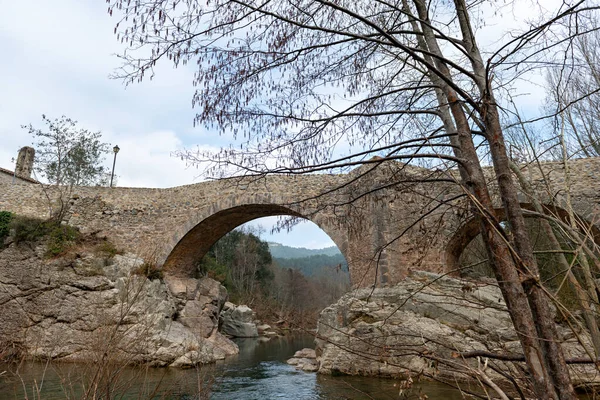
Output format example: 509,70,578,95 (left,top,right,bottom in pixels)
0,0,338,249
0,1,559,249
